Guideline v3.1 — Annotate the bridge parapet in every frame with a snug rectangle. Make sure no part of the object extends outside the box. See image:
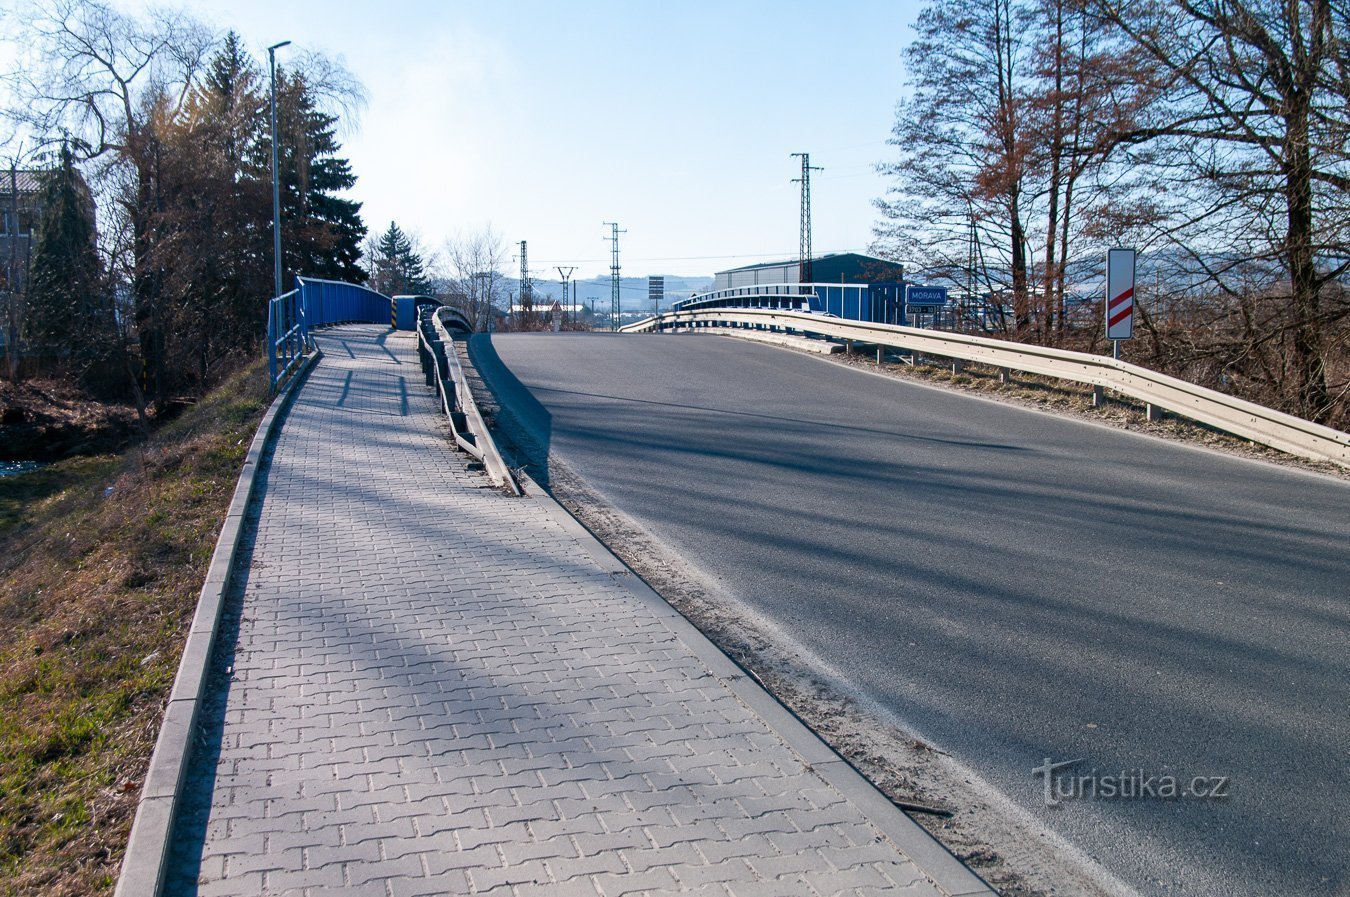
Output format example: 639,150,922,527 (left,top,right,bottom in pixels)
267,277,394,391
267,278,481,391
298,276,393,329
